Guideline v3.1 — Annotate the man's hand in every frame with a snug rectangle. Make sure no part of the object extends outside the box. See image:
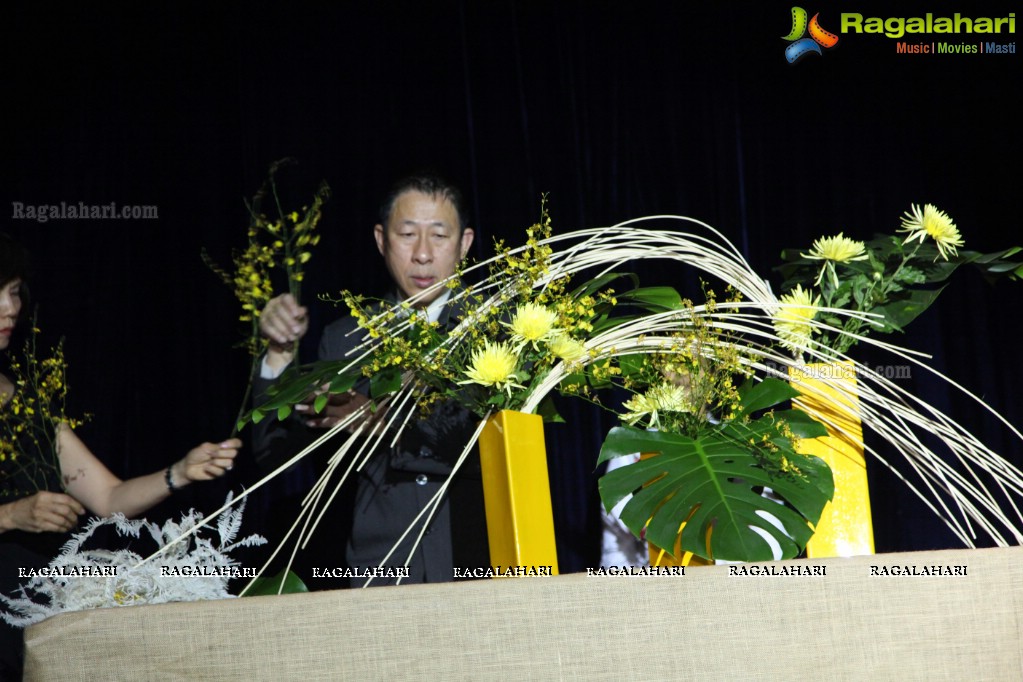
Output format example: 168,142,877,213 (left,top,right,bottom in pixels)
259,293,309,371
0,491,86,533
295,389,381,432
